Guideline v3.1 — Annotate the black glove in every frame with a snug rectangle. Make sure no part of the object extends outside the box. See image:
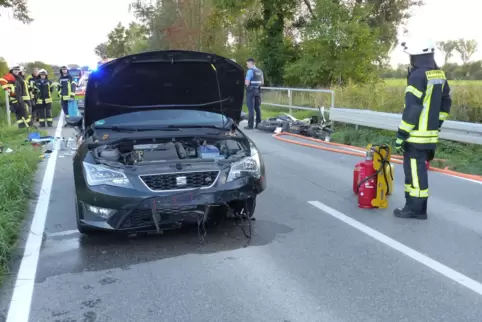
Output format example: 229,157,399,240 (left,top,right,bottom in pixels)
428,149,435,161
